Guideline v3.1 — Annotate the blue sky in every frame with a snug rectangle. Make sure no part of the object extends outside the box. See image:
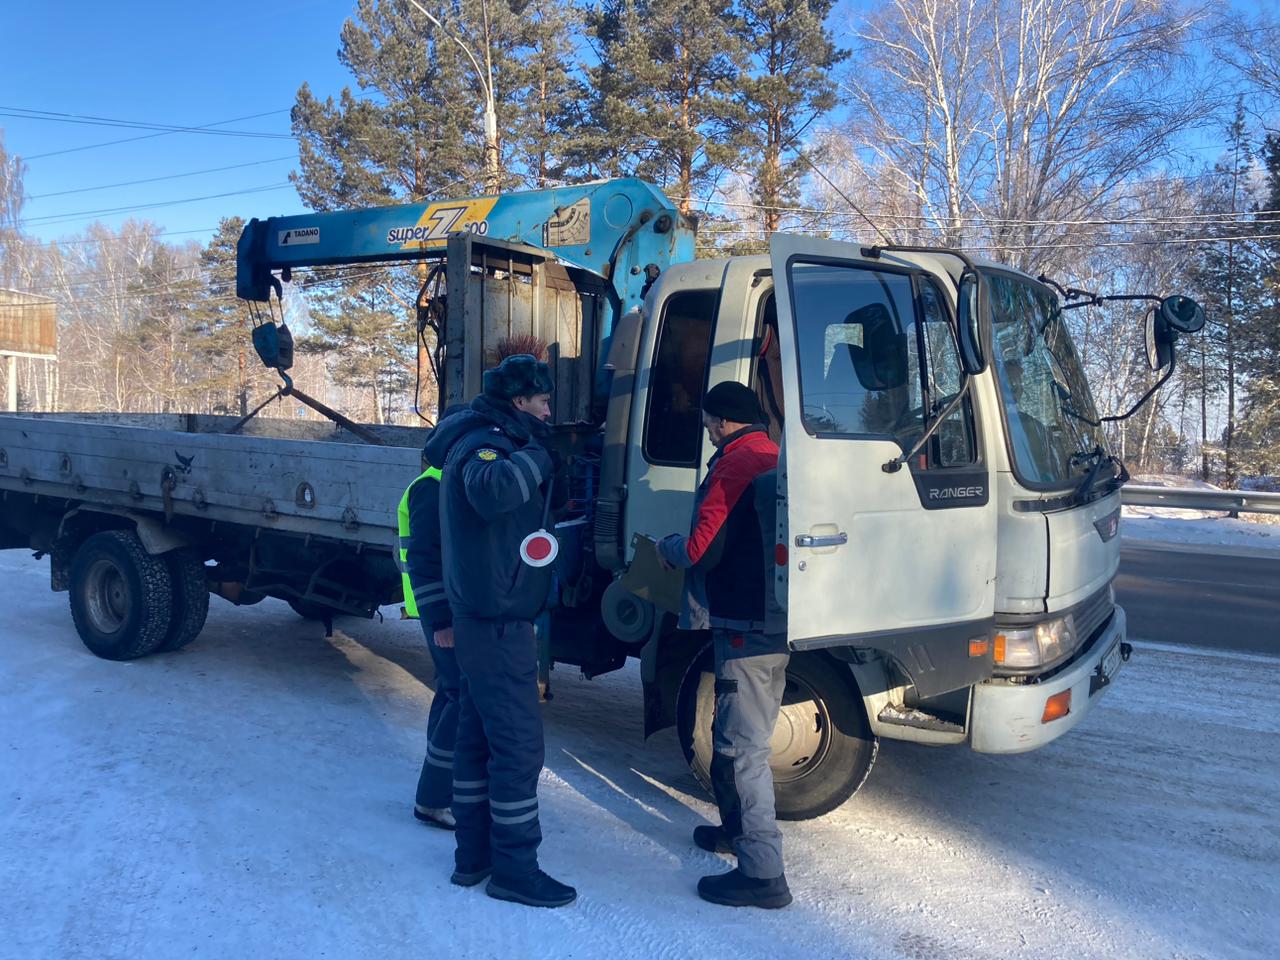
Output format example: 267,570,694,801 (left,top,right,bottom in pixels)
1,0,355,244
0,0,1258,249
